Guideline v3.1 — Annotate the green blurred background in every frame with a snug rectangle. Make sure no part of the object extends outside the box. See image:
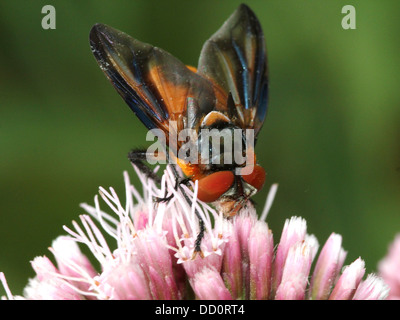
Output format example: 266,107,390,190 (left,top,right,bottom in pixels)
1,0,399,296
